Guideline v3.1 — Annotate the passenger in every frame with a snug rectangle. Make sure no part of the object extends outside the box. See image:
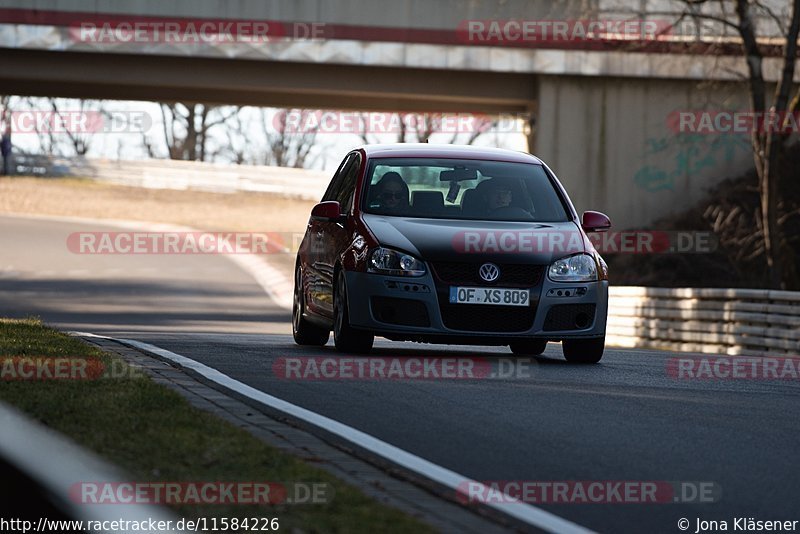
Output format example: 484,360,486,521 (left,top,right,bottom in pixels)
372,172,410,213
